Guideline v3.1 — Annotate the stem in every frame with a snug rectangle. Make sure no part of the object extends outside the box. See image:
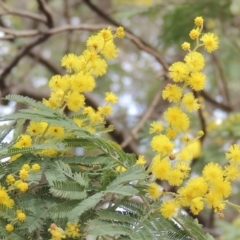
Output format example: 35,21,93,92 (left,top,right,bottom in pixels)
223,200,240,211
172,217,197,240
